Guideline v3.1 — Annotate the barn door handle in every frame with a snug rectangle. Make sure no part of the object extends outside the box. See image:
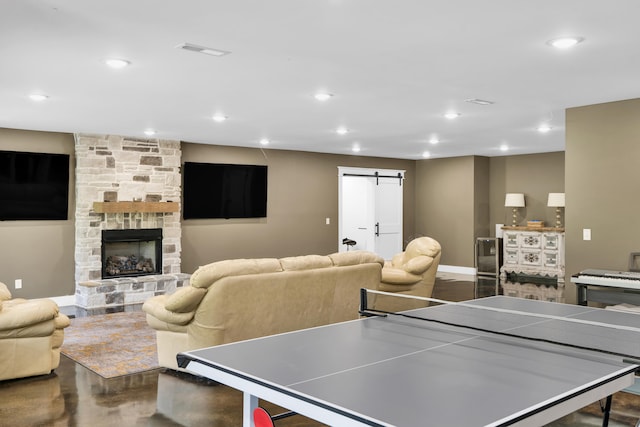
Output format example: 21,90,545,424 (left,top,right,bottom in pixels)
375,222,380,237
